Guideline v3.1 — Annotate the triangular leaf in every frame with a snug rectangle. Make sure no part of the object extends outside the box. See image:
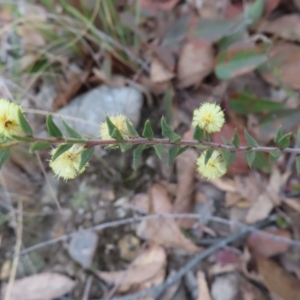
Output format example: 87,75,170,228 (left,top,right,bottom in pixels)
246,0,264,26
193,125,204,142
79,147,94,170
111,128,124,142
245,151,256,168
153,144,163,159
120,143,133,152
219,149,236,167
133,144,144,170
274,126,283,144
0,148,10,169
178,146,189,156
277,133,291,149
29,141,52,153
142,120,154,139
168,145,179,166
18,109,33,135
170,136,182,143
161,117,180,140
106,116,124,142
244,129,258,147
62,120,81,139
11,135,32,142
46,115,63,138
204,148,214,165
125,119,139,137
232,128,240,147
51,144,73,161
296,156,300,174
